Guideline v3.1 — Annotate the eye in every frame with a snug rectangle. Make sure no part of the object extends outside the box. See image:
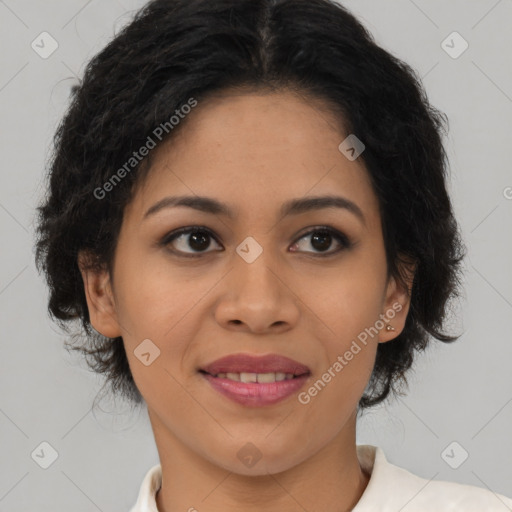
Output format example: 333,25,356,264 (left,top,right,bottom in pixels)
289,227,352,256
160,225,352,258
161,226,223,257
